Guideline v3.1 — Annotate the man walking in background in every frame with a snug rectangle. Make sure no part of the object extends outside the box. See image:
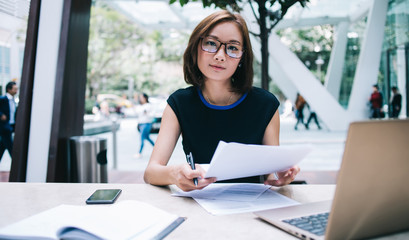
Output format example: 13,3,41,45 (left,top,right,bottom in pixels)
369,84,384,119
390,86,402,118
0,81,18,162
